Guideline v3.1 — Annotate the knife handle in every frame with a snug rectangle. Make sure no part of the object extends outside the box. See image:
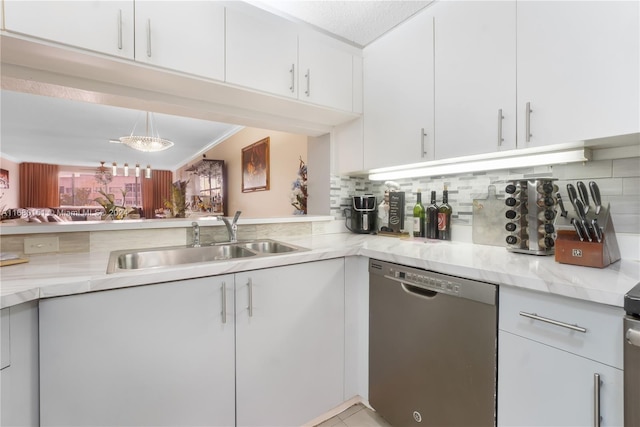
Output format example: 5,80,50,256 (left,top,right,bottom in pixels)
577,181,590,214
589,181,602,215
592,219,603,243
572,218,585,241
574,198,587,221
582,219,593,242
567,184,579,214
